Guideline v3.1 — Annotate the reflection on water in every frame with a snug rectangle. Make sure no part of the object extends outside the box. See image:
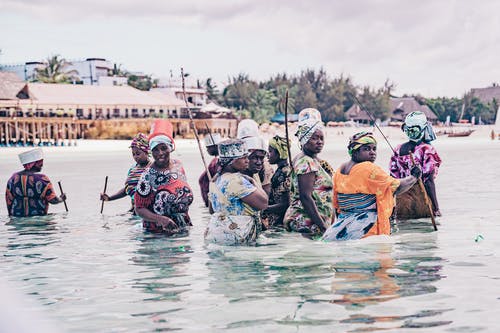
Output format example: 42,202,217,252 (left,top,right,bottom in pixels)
1,138,499,332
